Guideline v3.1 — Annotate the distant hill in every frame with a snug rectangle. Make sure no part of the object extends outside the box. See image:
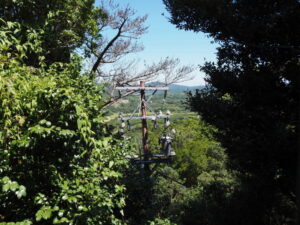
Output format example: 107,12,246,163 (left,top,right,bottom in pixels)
146,82,204,93
168,84,203,92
